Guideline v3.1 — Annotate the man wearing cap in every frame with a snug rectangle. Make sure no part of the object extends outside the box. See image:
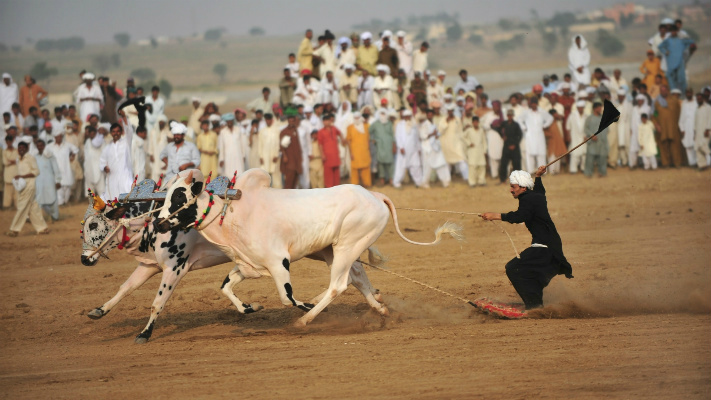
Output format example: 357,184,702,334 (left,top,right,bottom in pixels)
0,73,18,115
520,97,553,173
34,139,61,221
258,113,283,188
480,166,573,310
279,108,303,189
47,127,79,205
159,122,200,184
438,104,468,179
297,29,314,73
393,31,413,79
679,88,697,166
658,25,695,93
612,89,632,168
336,38,356,75
218,113,246,177
313,31,336,79
76,73,104,123
6,139,49,236
356,32,378,76
393,109,422,188
99,116,135,199
83,126,104,196
373,65,394,109
419,109,450,188
339,65,358,105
